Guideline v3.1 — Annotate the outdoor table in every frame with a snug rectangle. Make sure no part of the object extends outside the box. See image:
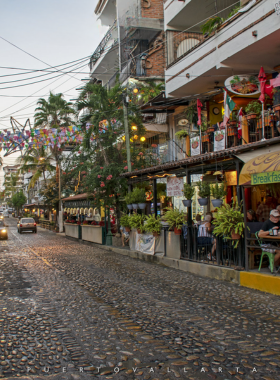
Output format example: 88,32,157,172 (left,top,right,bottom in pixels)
263,236,280,241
